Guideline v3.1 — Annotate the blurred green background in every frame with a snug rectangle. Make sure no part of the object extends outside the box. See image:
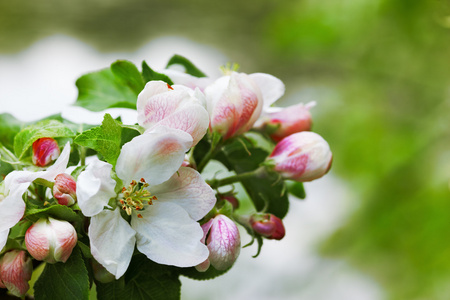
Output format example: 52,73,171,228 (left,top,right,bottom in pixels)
1,0,450,299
